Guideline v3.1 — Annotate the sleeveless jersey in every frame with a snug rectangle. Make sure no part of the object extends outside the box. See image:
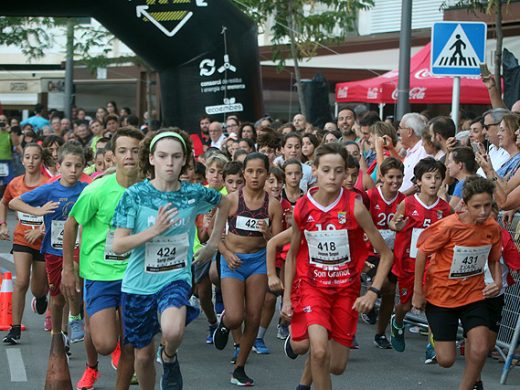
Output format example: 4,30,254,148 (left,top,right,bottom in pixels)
367,187,405,257
392,194,451,277
228,188,270,237
293,187,367,289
